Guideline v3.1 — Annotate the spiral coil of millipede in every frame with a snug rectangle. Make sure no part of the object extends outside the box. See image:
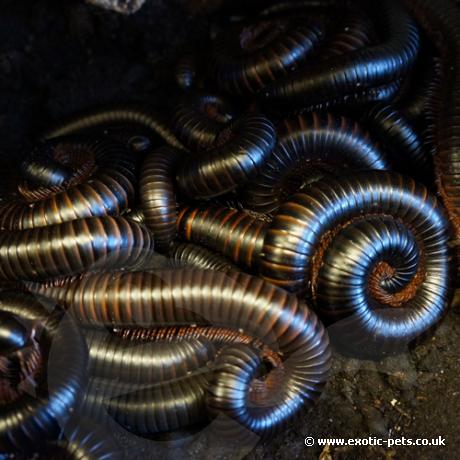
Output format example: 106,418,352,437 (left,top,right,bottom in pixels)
0,0,458,457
